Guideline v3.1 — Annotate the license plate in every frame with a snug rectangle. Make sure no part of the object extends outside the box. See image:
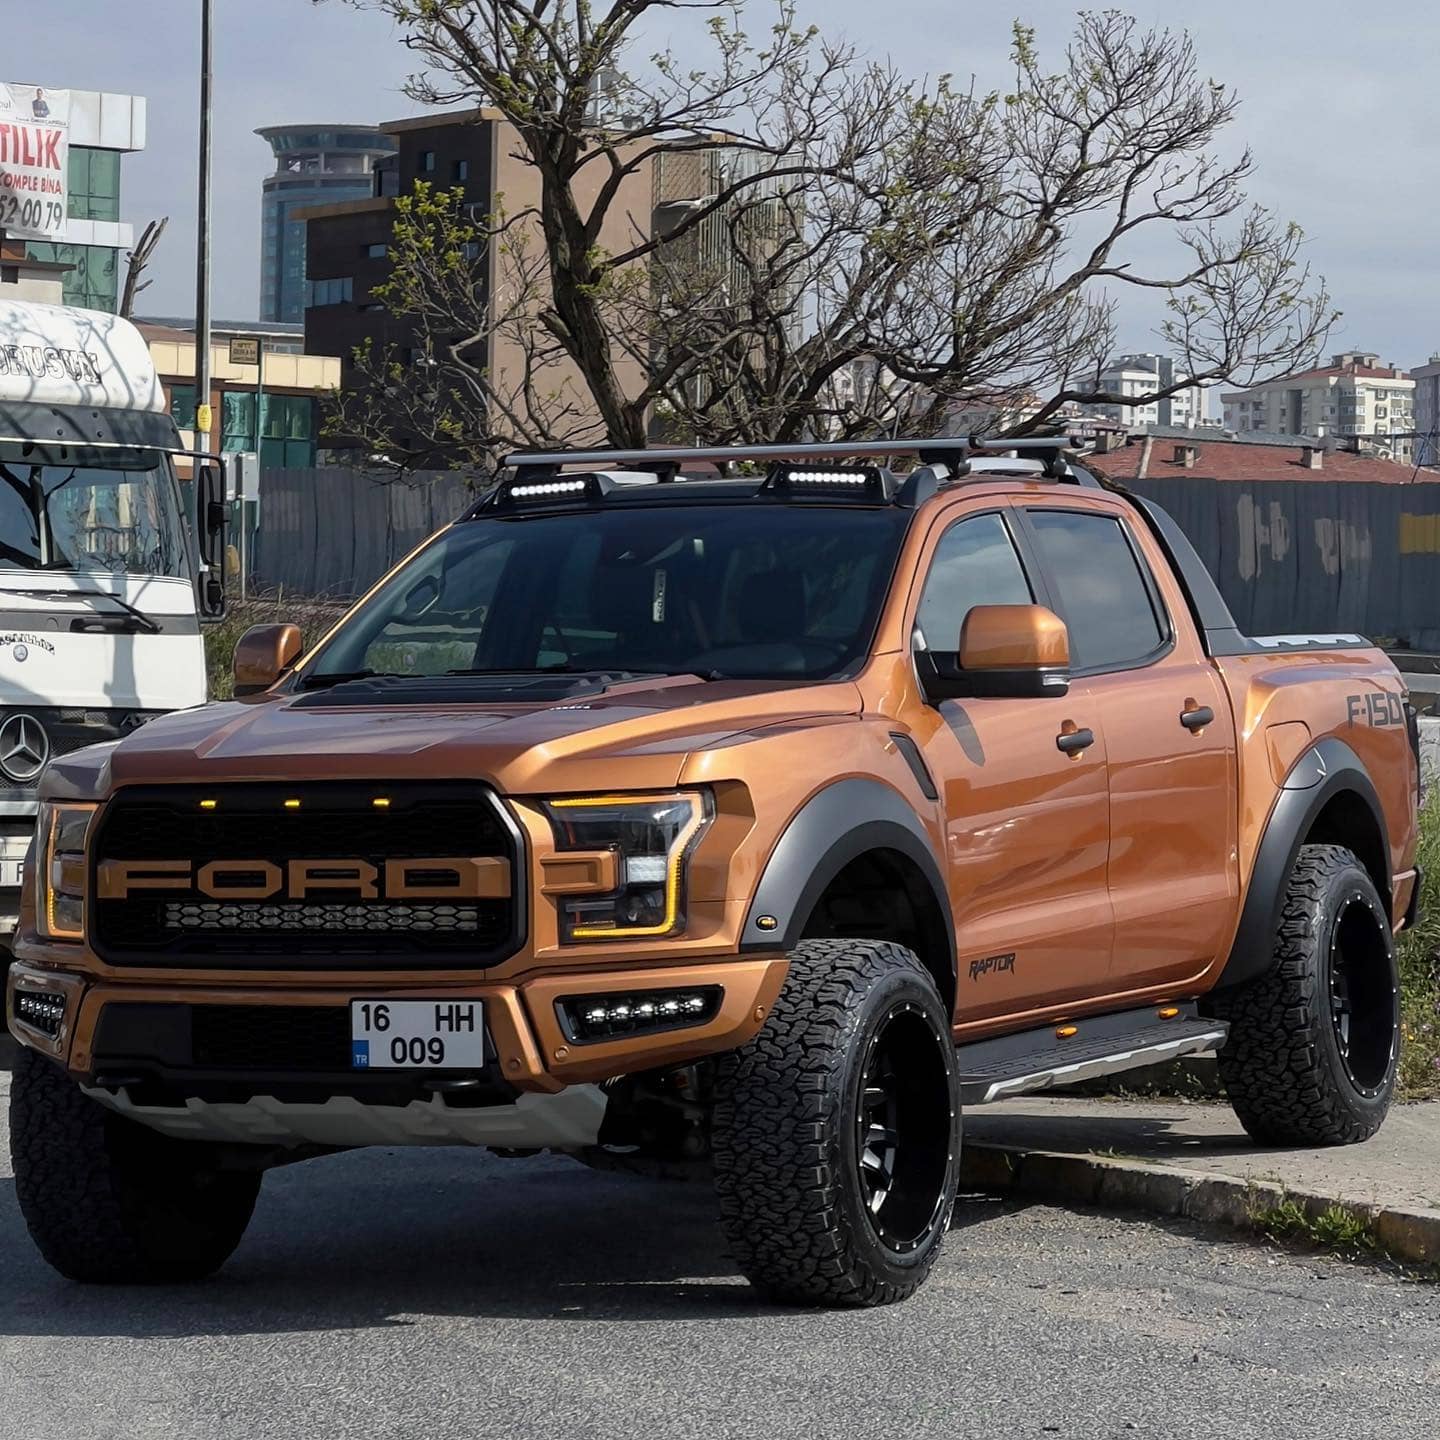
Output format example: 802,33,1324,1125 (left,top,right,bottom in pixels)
0,836,27,889
350,999,485,1070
